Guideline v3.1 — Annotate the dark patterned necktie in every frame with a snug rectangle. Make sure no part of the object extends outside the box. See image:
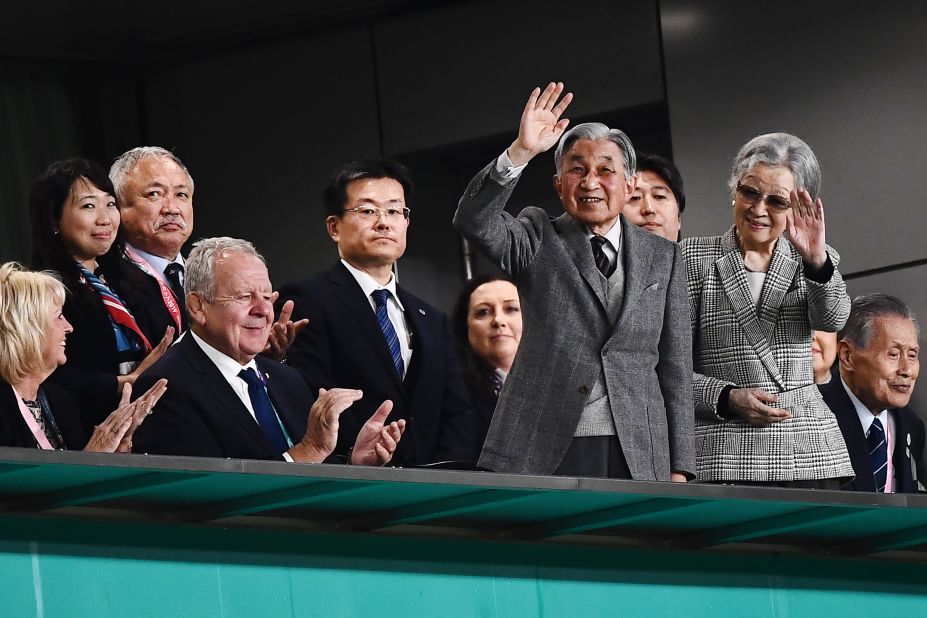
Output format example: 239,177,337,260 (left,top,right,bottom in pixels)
372,289,404,378
238,368,289,455
590,235,615,277
163,262,187,315
868,417,888,492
